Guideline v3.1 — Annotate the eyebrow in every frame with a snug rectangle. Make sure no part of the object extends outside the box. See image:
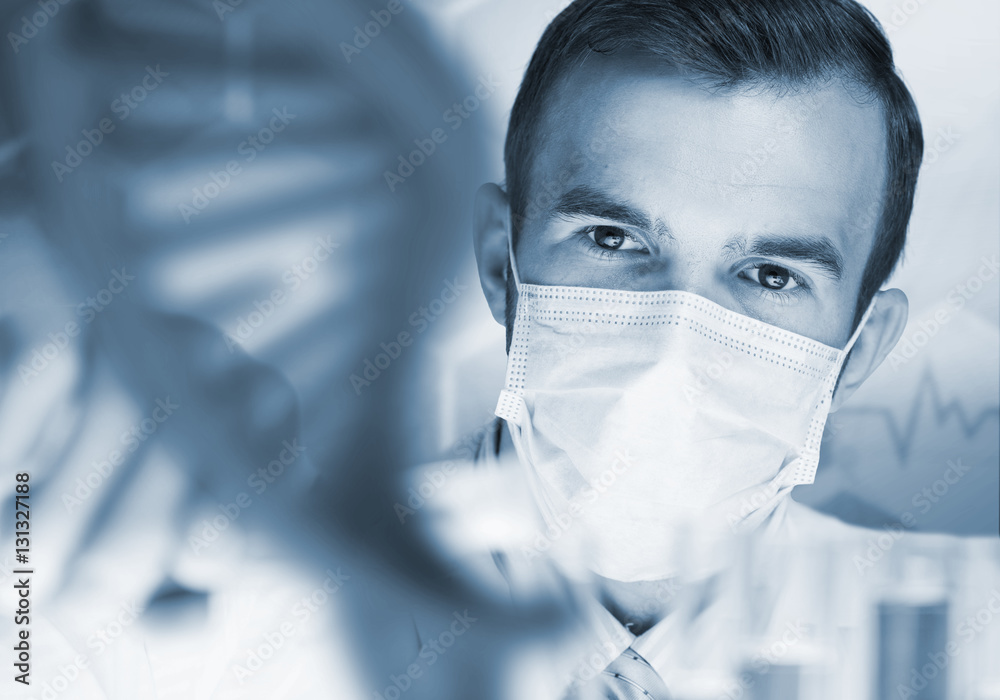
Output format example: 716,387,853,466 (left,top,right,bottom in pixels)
729,235,845,280
550,185,844,279
549,185,670,238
